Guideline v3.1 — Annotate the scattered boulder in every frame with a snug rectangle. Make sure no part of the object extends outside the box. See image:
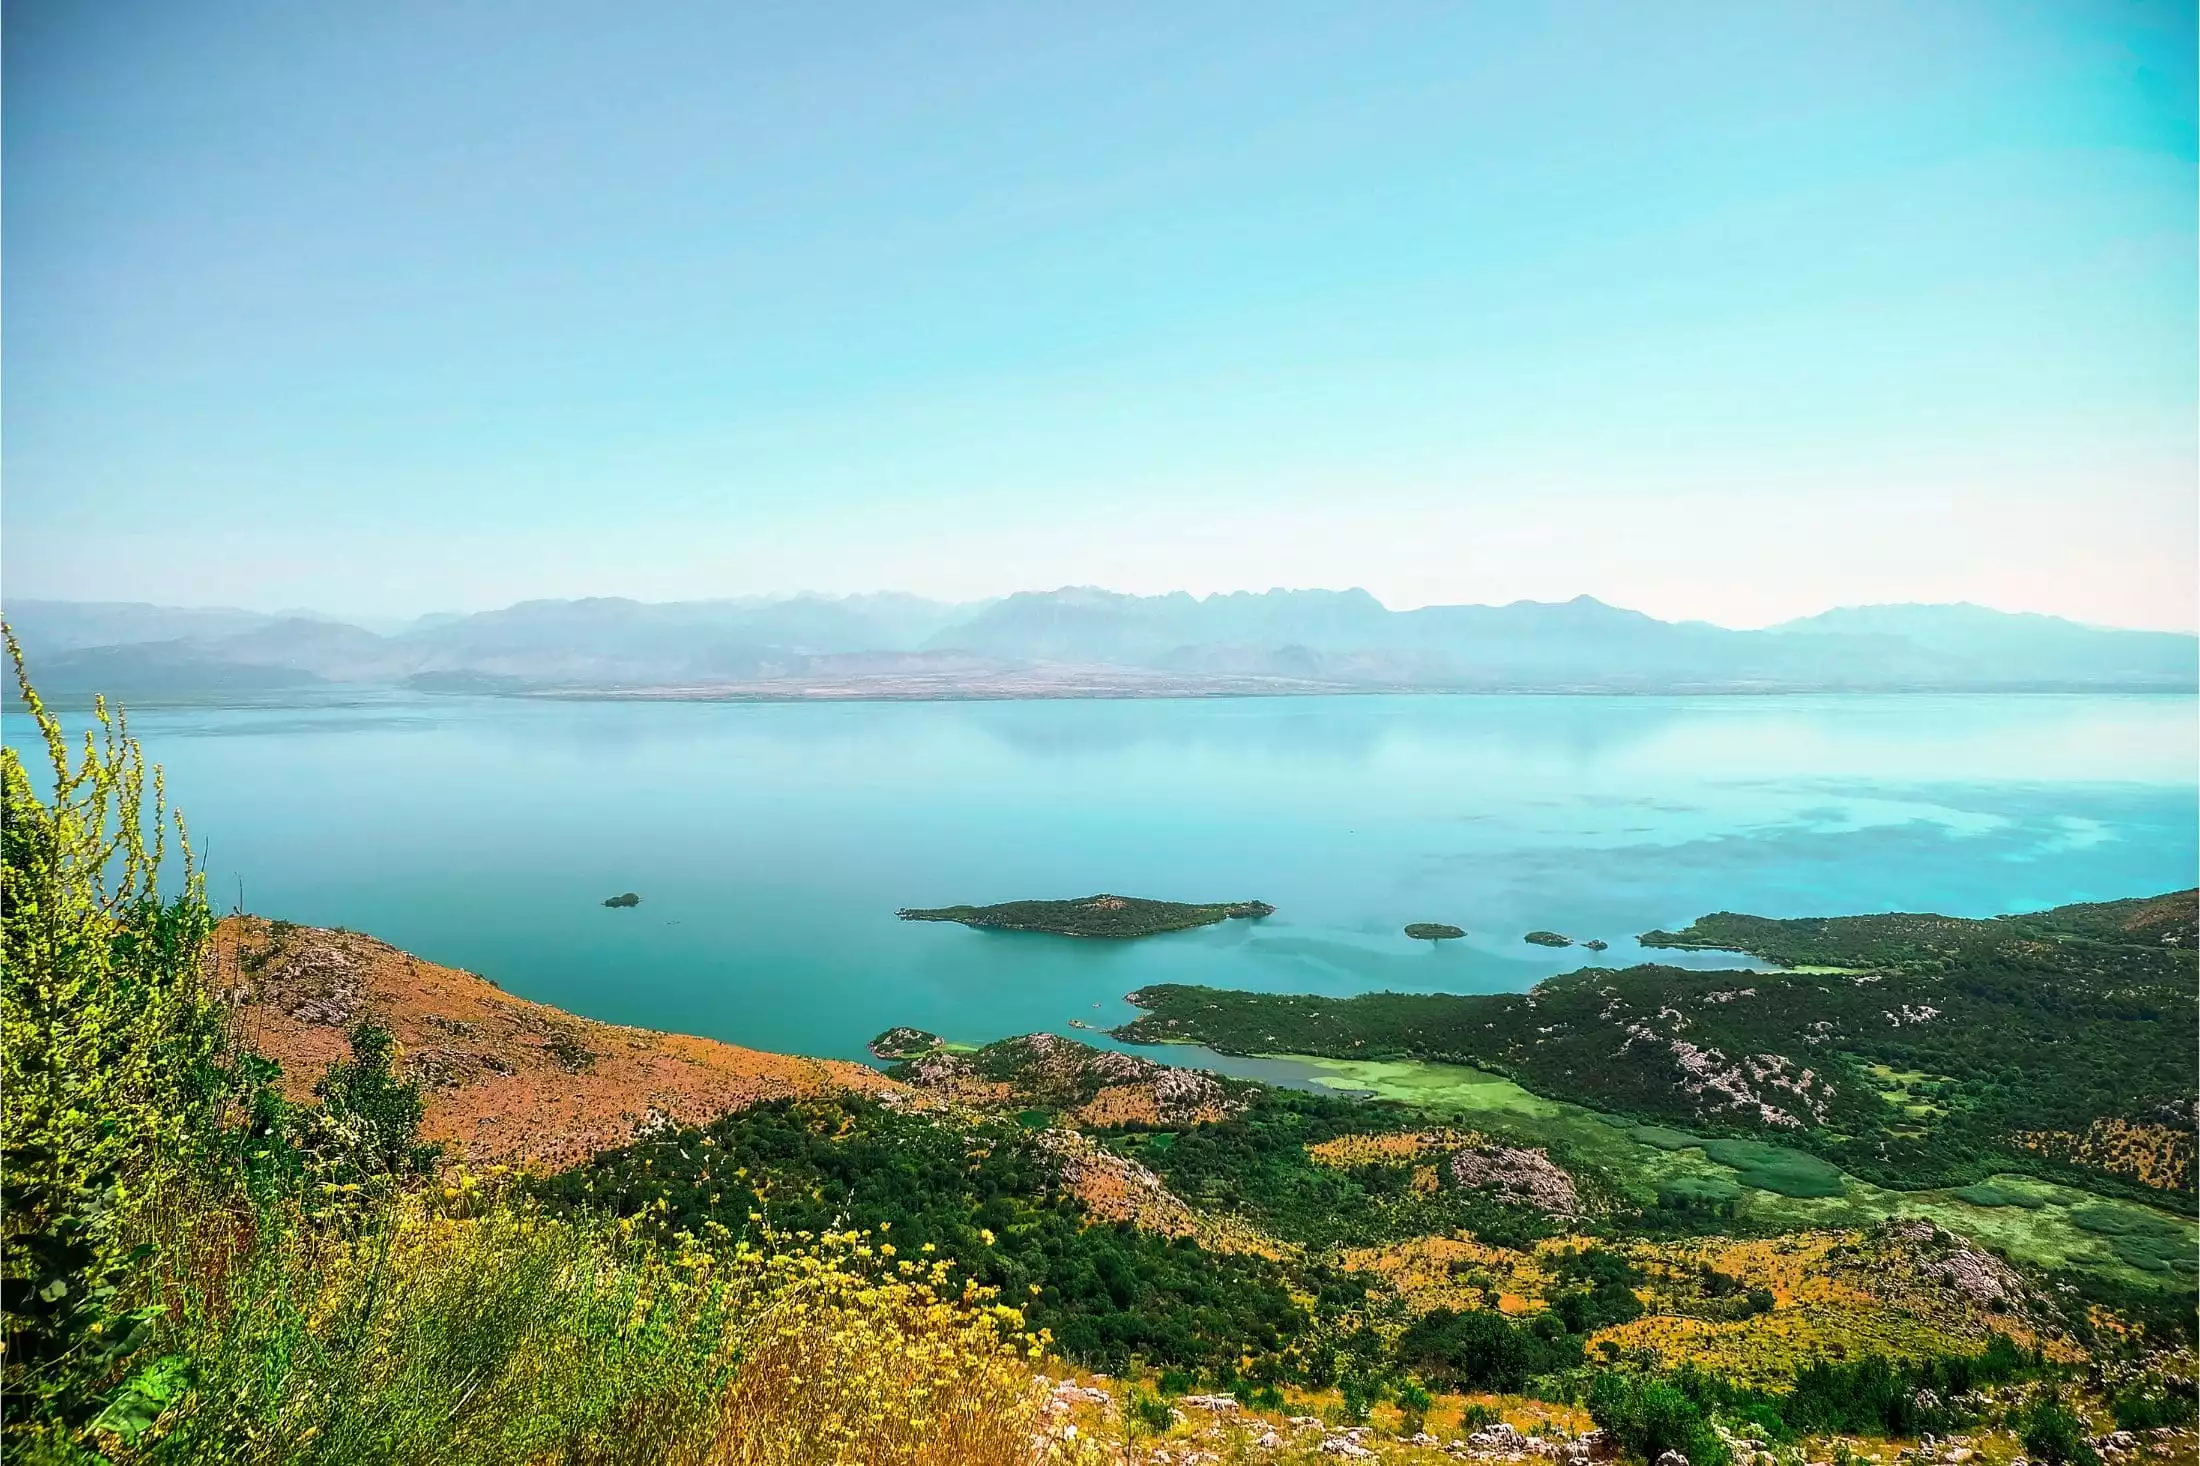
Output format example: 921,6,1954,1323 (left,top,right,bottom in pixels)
1881,1218,2032,1309
1470,1423,1530,1454
1448,1142,1582,1214
250,936,368,1027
